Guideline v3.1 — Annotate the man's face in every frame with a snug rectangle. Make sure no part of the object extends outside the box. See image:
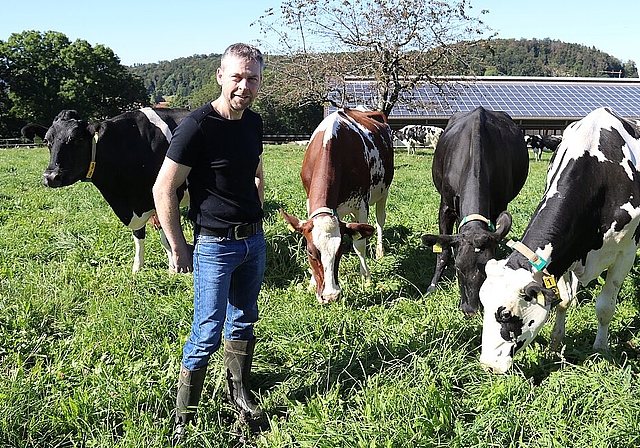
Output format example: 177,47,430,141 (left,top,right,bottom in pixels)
217,55,262,115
